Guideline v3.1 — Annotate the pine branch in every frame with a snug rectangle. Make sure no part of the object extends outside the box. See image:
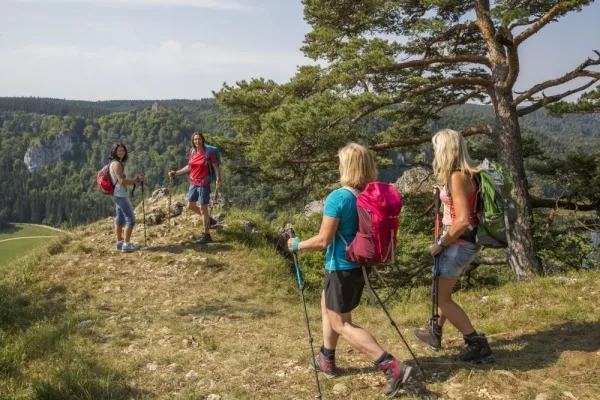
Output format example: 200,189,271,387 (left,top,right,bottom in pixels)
508,17,539,31
350,77,492,127
426,22,479,49
383,55,491,70
530,197,598,211
517,79,599,116
514,0,579,46
289,125,492,164
474,0,507,61
515,53,600,104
